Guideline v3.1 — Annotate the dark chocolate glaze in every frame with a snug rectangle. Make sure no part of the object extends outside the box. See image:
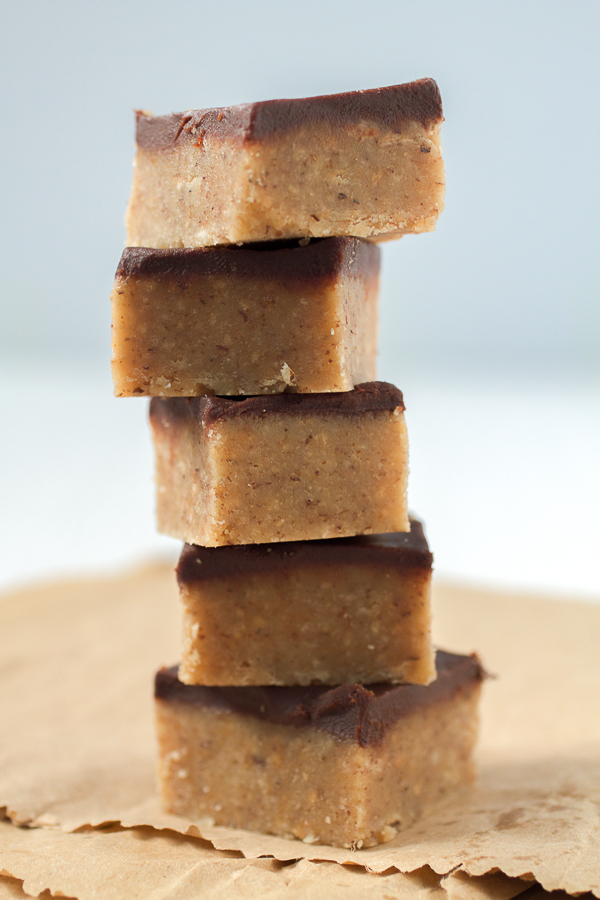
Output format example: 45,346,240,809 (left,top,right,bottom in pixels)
177,517,432,584
155,651,484,747
136,79,443,151
115,238,380,286
150,382,405,429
